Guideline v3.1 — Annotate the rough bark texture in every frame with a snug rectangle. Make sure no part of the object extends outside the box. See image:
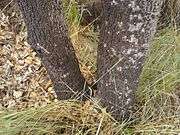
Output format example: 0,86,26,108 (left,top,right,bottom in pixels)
97,0,163,120
17,0,88,100
78,0,180,29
